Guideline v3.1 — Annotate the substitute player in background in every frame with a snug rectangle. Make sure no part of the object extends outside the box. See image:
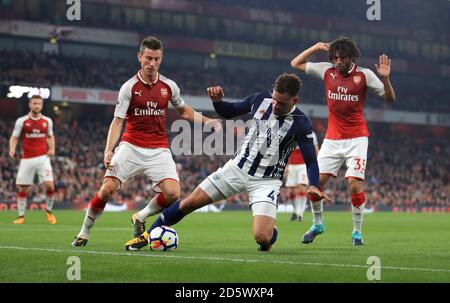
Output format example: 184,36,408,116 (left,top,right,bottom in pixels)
291,37,395,245
9,95,57,224
71,36,221,247
285,131,319,222
125,73,331,252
